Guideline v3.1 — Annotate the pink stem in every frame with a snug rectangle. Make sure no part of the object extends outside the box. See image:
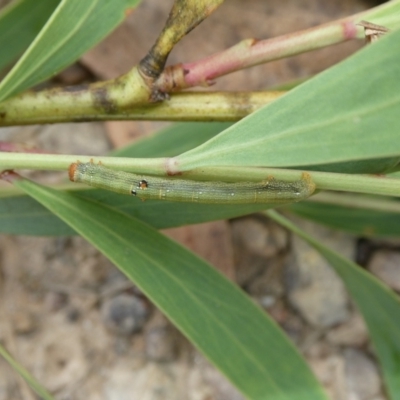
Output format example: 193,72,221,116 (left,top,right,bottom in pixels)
156,15,364,92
